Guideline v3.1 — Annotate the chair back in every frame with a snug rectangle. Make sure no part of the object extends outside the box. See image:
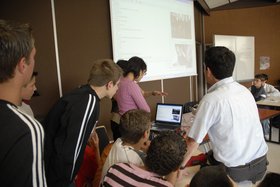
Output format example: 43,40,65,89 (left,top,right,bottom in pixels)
95,126,110,155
